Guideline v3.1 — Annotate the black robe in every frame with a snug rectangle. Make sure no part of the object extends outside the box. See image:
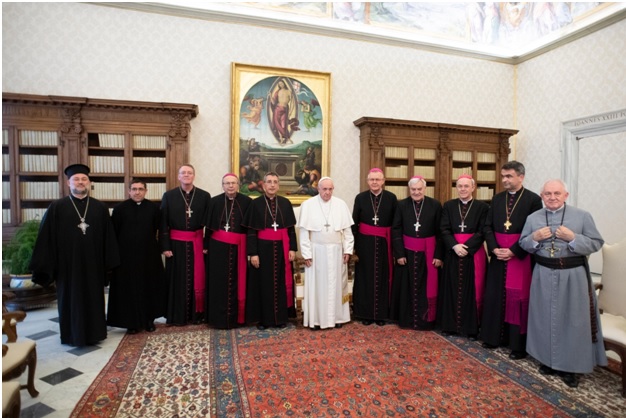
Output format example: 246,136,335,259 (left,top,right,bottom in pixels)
351,190,398,321
107,198,166,331
244,194,297,327
481,187,542,350
205,192,252,329
439,198,489,336
30,196,120,347
160,186,211,325
390,196,444,330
